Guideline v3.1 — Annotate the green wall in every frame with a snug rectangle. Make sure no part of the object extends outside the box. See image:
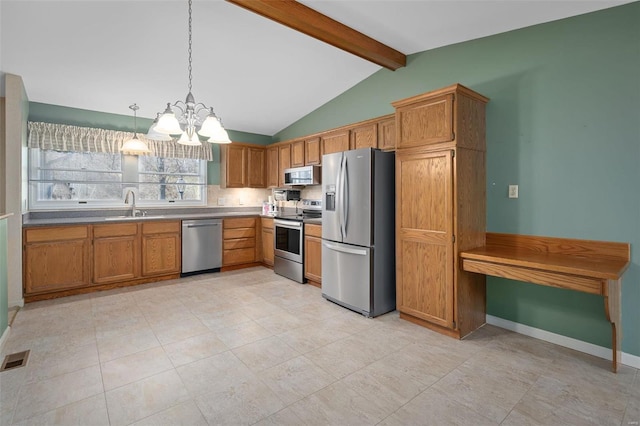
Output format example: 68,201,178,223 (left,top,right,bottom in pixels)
276,3,640,357
0,219,8,337
28,103,272,185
